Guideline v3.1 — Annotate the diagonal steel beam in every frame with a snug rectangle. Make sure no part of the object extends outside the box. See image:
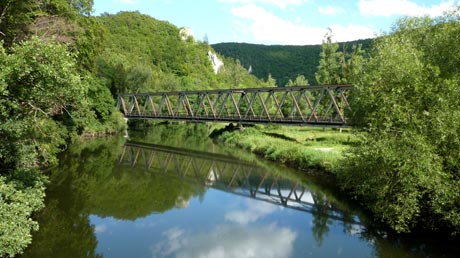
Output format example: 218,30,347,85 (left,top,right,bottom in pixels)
118,85,352,126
